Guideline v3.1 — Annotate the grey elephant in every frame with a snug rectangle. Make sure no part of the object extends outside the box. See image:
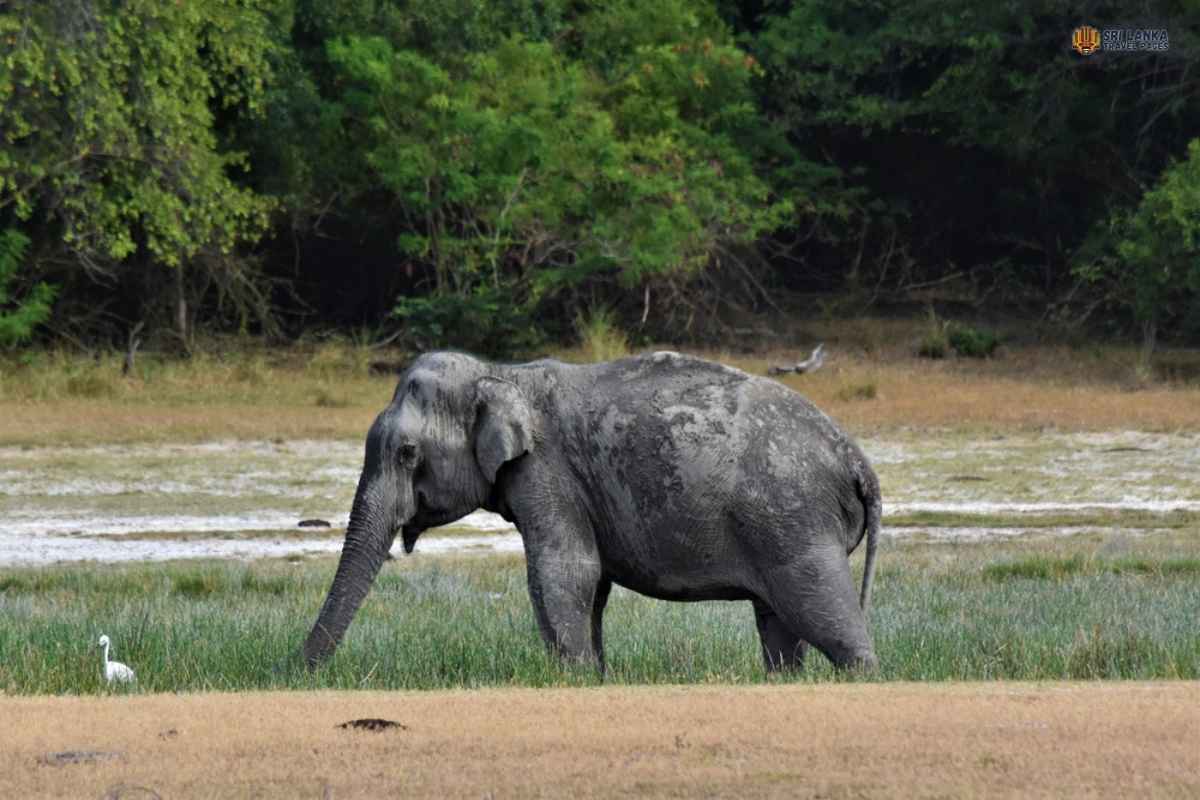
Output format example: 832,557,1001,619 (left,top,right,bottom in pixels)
303,350,880,673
